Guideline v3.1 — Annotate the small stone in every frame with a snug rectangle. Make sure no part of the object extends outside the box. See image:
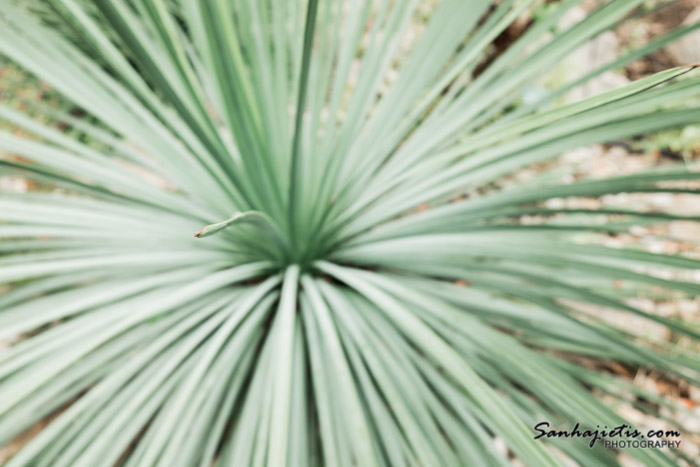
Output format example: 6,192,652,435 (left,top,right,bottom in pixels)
665,8,700,65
